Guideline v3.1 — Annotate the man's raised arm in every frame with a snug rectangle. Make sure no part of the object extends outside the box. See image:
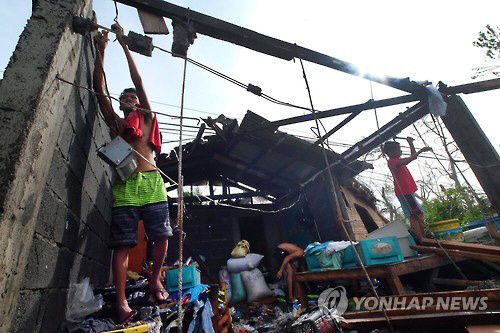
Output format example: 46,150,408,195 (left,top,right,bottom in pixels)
93,30,122,137
112,23,152,117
